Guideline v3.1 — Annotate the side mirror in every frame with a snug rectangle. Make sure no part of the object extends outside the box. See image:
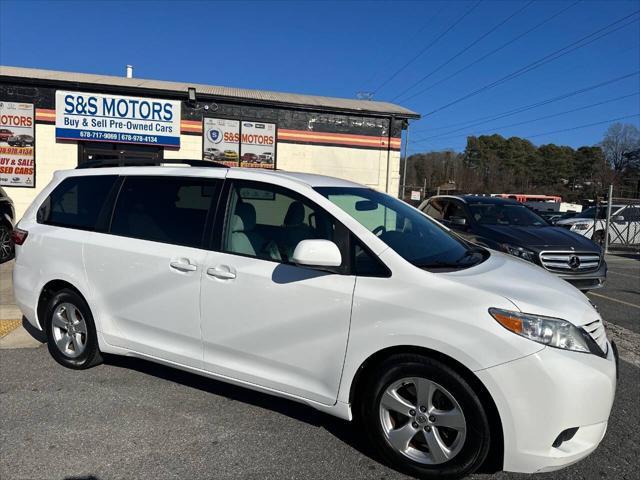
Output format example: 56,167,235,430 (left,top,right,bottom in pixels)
292,239,342,267
613,215,625,223
450,216,467,227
